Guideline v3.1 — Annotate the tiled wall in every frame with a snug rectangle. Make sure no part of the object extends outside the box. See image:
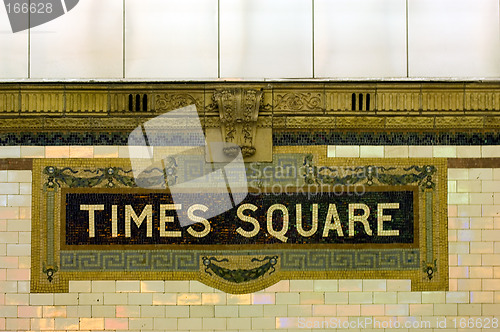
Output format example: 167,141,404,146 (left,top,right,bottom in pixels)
0,145,499,331
1,0,499,80
2,145,500,159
